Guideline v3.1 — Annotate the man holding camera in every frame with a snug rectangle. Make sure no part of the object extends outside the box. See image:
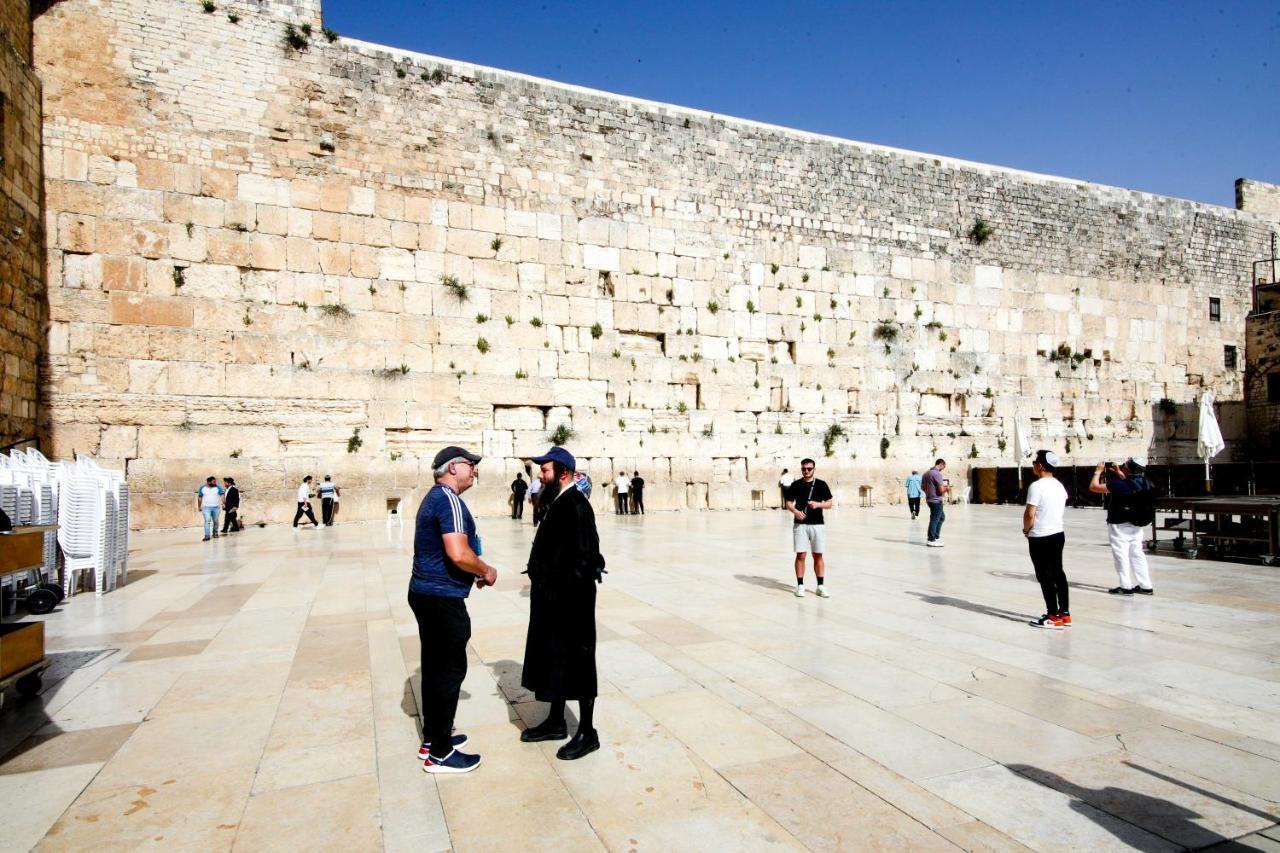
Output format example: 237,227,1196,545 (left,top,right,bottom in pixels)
1089,456,1155,596
785,458,834,598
